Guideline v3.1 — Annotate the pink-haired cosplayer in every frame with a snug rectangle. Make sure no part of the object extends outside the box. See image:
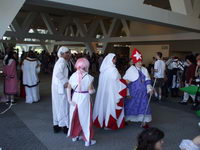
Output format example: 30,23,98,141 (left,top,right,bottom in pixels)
67,58,96,147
